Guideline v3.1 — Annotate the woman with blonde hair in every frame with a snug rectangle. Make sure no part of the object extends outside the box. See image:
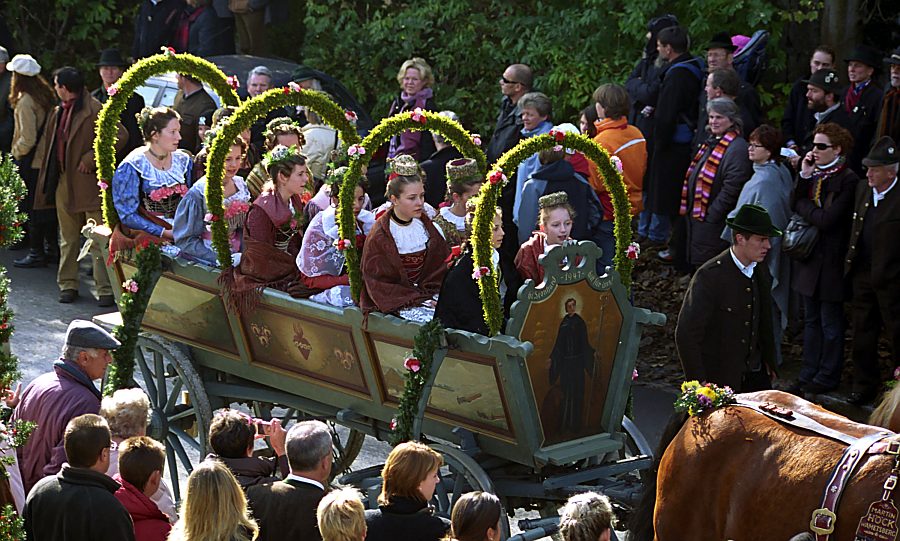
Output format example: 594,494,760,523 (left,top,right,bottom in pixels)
558,492,615,541
364,441,450,541
387,57,437,161
317,487,367,541
7,53,58,267
167,460,258,541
